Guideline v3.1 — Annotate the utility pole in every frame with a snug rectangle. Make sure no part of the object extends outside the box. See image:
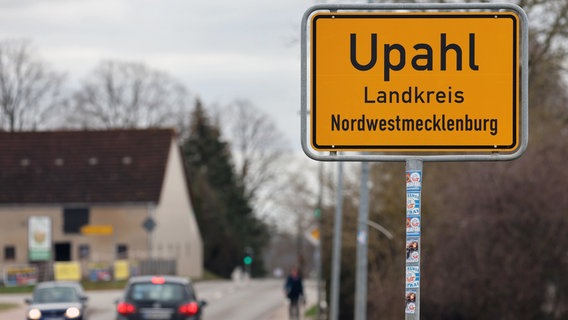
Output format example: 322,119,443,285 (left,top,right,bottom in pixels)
329,161,344,320
316,162,324,319
354,162,370,320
